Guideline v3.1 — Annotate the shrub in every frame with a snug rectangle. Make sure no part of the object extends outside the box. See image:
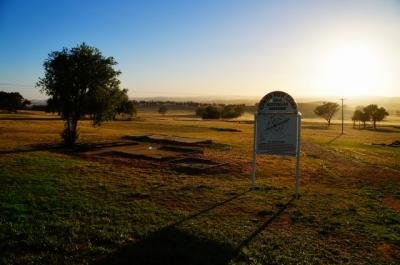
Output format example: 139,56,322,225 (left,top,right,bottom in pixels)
221,105,245,118
201,106,220,119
